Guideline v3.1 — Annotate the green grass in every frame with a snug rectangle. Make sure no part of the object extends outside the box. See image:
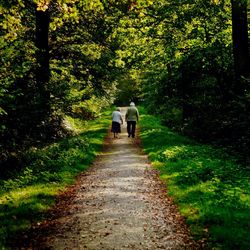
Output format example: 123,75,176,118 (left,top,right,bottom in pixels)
0,110,111,249
138,107,250,250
